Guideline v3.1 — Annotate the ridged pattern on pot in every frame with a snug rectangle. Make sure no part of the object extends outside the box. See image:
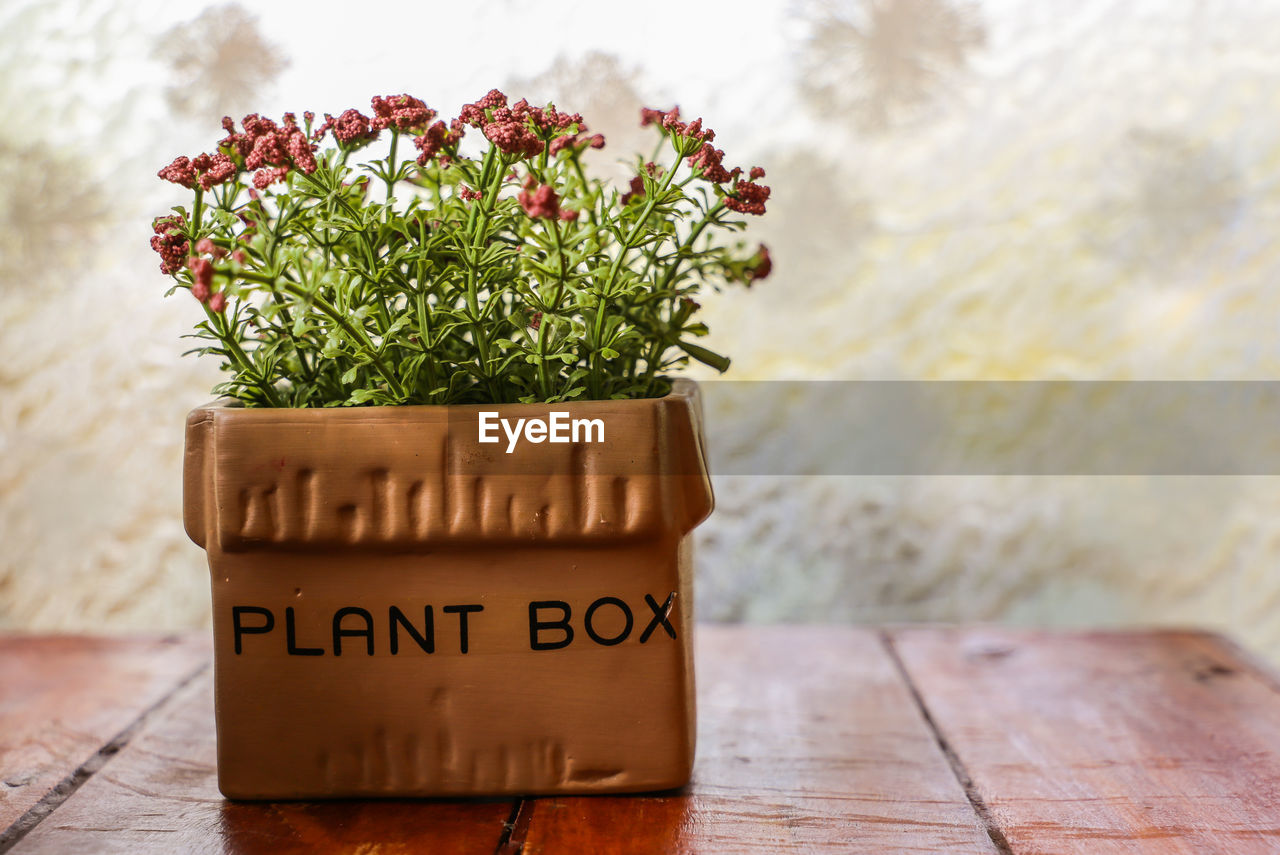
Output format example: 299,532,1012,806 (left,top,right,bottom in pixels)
184,380,713,551
309,718,632,794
